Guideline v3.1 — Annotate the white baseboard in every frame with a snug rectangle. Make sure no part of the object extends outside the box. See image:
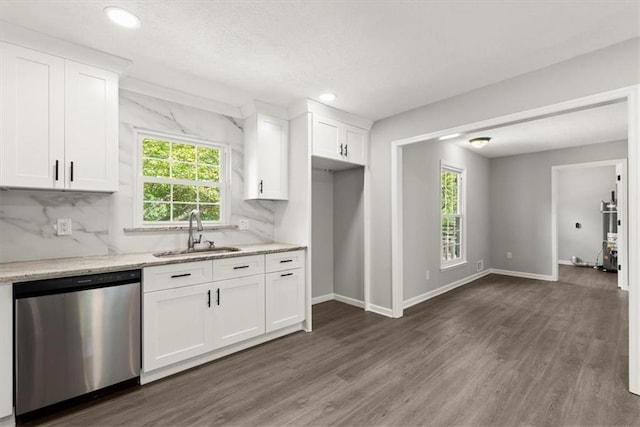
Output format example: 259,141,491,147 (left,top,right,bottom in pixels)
366,303,394,318
312,293,335,305
490,268,554,281
558,259,574,266
403,270,491,310
333,293,365,308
